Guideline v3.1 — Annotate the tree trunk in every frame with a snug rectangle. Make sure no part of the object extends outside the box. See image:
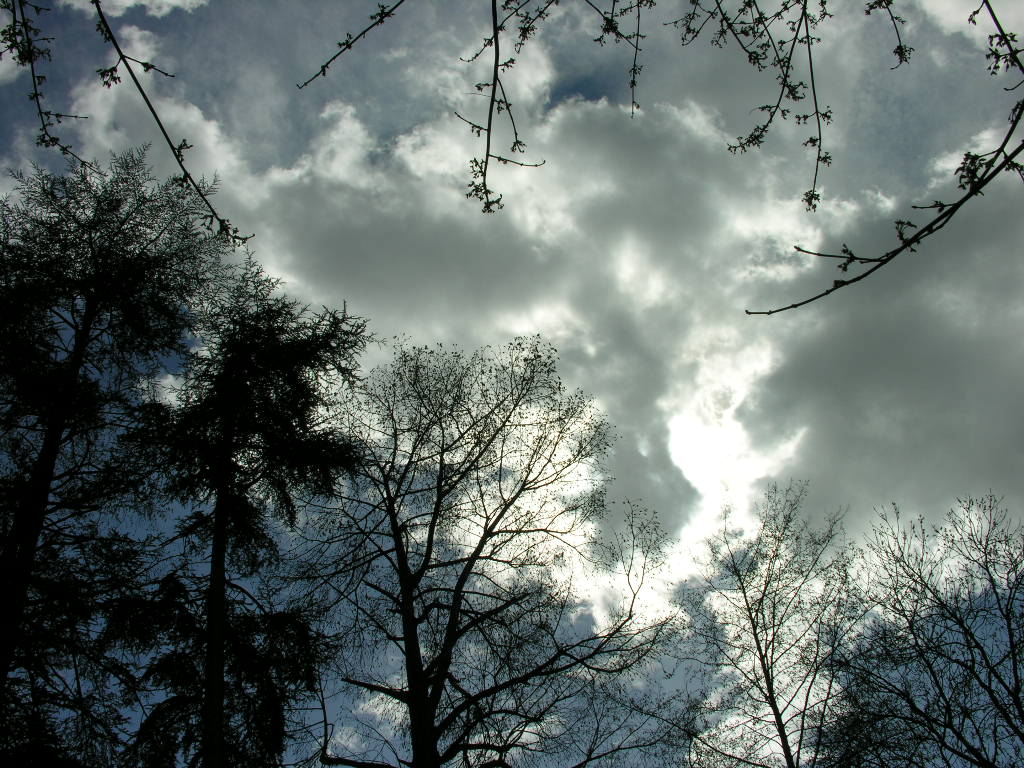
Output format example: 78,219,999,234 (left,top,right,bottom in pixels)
392,499,440,768
201,492,230,768
408,710,441,768
0,301,96,699
0,421,66,689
